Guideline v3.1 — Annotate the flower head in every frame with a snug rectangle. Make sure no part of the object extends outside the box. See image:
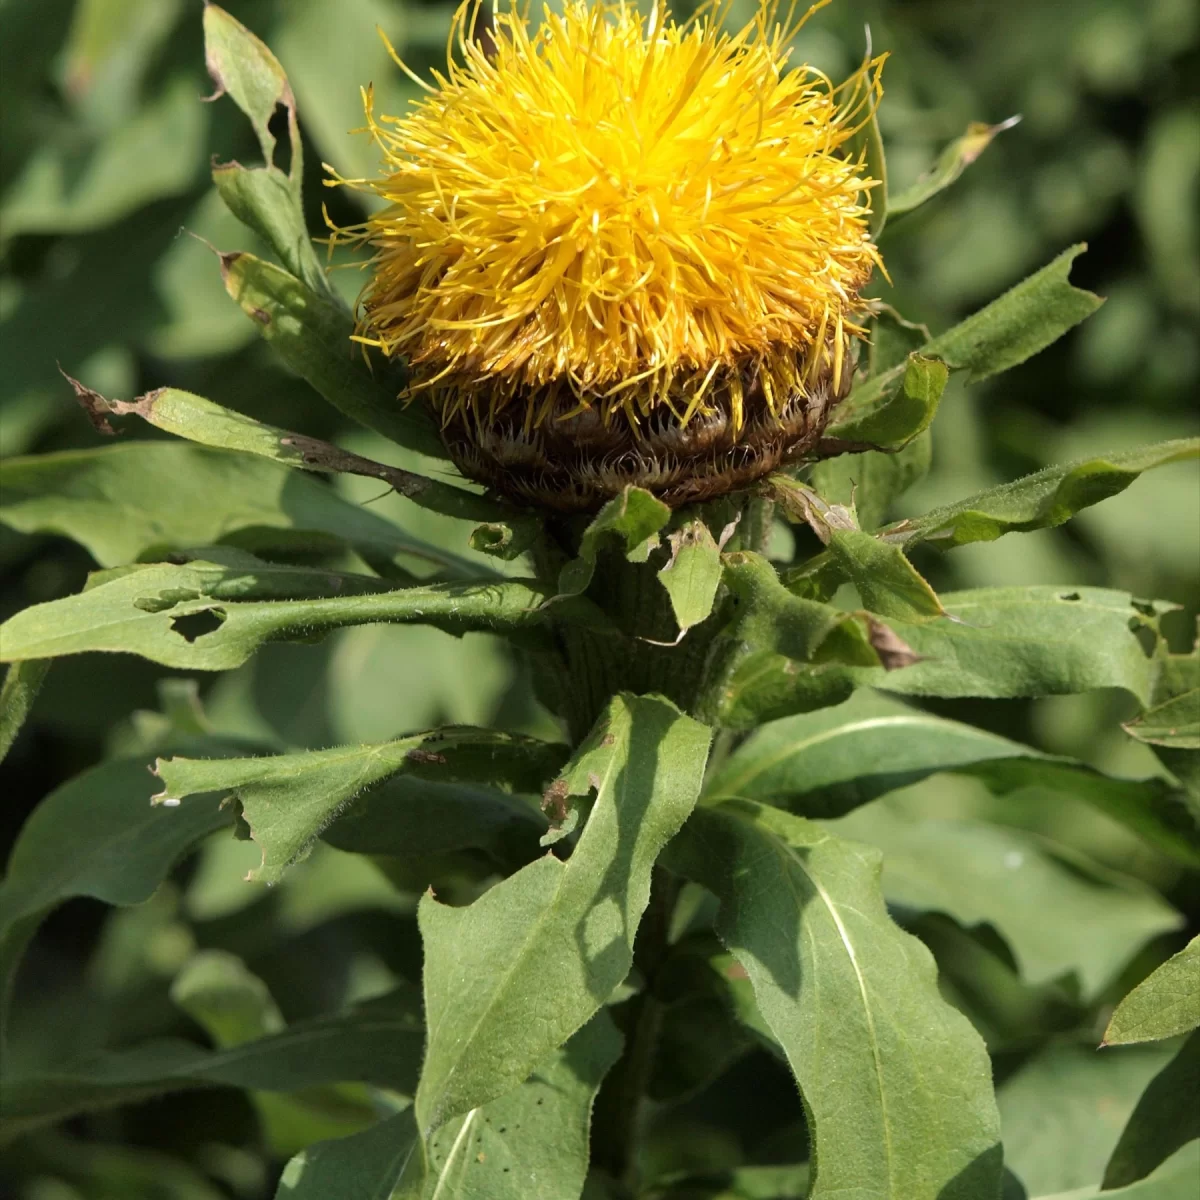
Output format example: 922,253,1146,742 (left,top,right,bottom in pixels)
338,0,884,509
